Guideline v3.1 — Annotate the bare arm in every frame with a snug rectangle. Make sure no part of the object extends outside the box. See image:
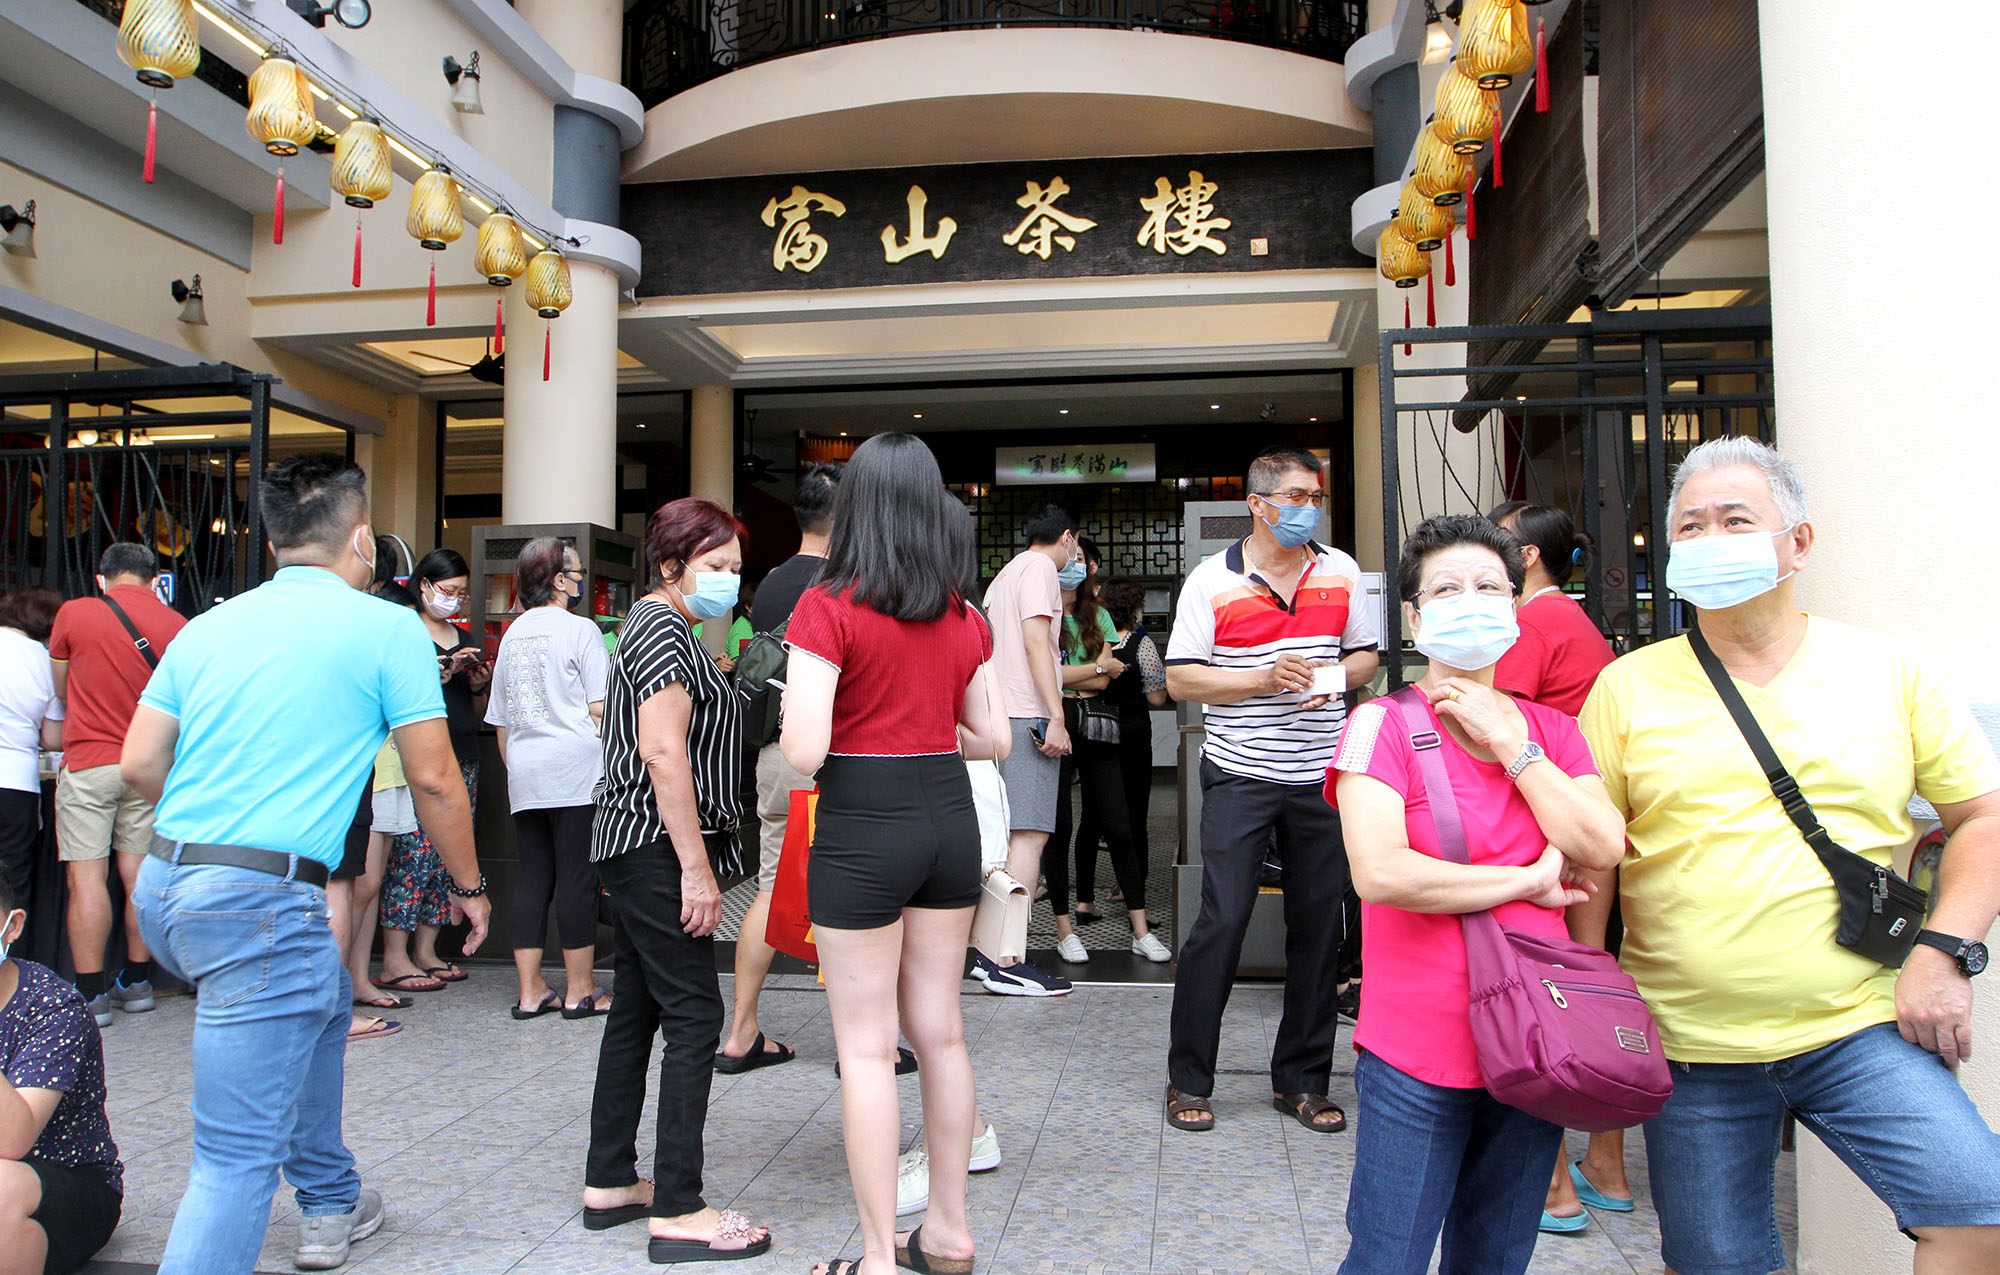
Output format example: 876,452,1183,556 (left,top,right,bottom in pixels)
1337,771,1591,914
120,705,180,804
779,650,837,778
589,700,604,730
0,1077,60,1161
494,725,508,768
1896,789,2000,1067
49,661,66,702
958,660,1009,761
636,683,723,937
1165,662,1276,706
1022,616,1065,720
1339,649,1381,691
395,717,490,953
39,718,61,752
